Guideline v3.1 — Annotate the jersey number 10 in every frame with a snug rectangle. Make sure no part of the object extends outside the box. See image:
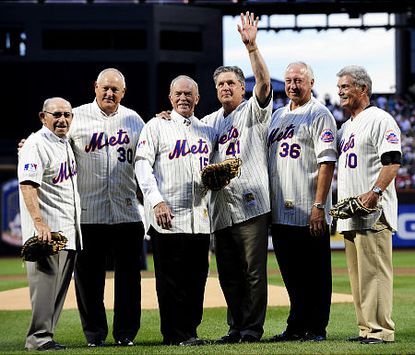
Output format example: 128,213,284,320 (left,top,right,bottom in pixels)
344,153,357,168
